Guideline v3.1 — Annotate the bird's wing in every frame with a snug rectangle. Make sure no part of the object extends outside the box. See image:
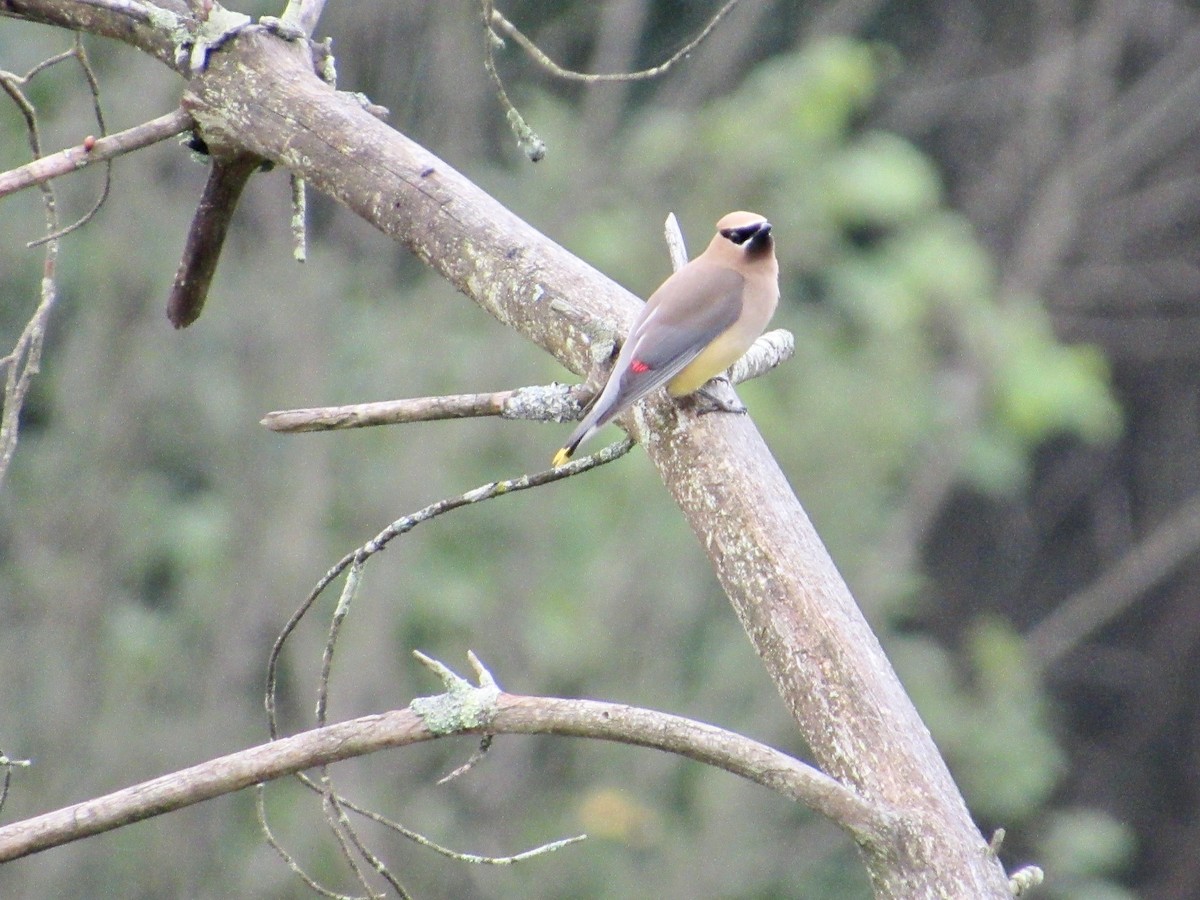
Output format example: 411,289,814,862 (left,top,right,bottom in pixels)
617,263,745,391
553,265,745,463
